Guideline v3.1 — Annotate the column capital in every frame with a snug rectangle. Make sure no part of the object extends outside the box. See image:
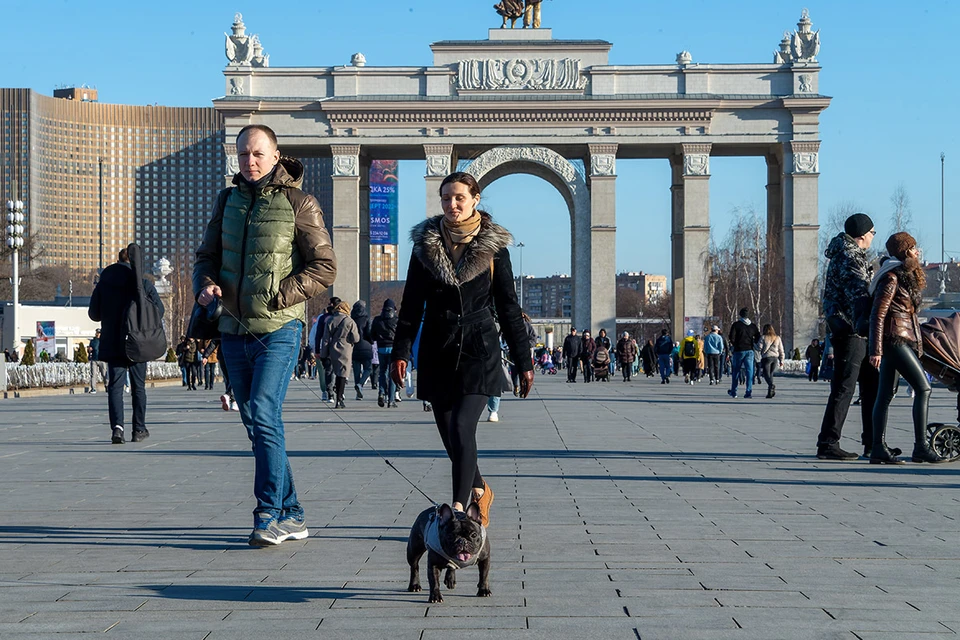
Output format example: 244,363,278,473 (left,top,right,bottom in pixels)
424,144,454,177
588,143,618,177
331,144,360,177
681,142,712,177
785,140,821,175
